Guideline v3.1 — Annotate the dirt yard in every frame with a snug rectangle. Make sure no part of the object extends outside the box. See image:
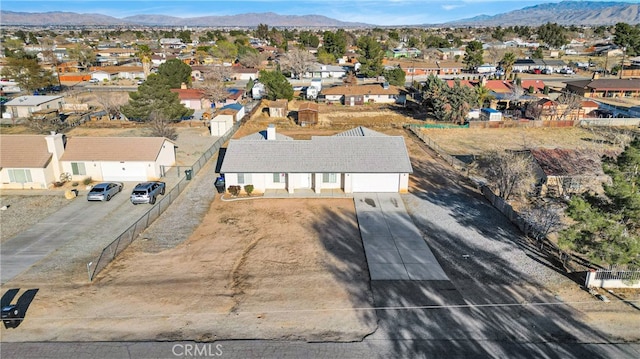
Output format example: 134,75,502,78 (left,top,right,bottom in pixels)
419,126,634,156
0,198,376,342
